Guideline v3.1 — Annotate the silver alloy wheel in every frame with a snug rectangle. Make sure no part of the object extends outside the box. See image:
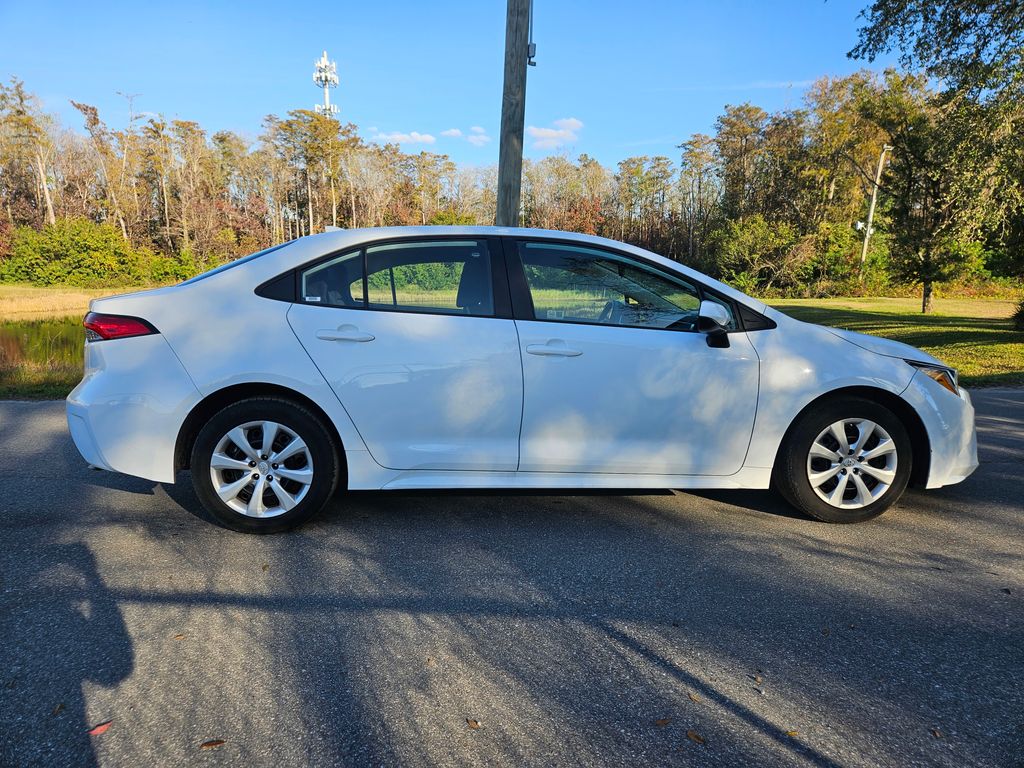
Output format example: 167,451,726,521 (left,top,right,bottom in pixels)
806,418,898,510
209,421,314,518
